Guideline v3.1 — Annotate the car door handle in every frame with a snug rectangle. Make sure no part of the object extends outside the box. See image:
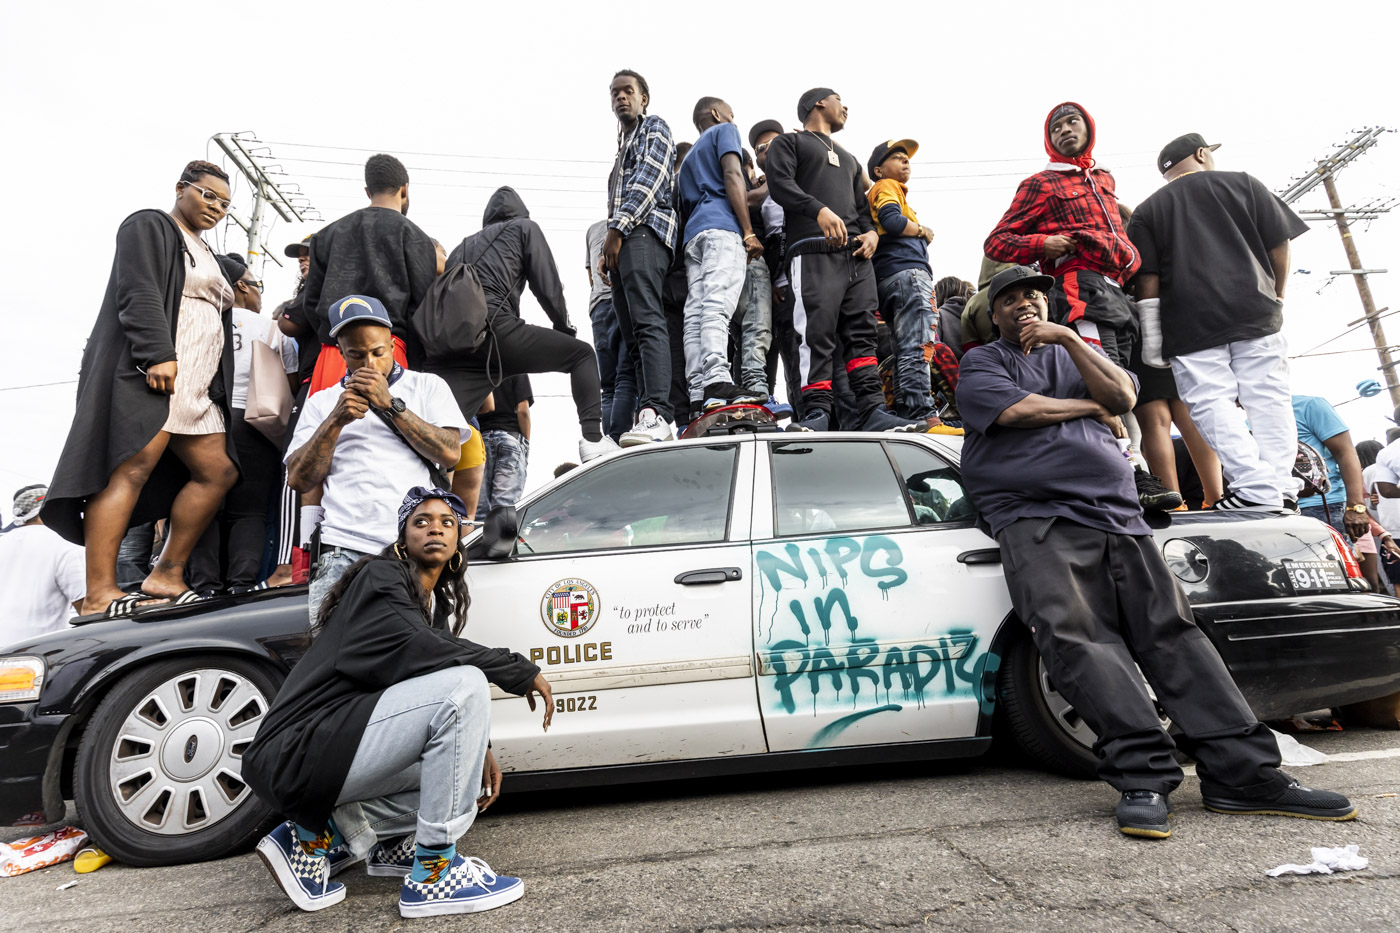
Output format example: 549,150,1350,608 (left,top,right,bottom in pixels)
675,567,743,585
957,548,1001,565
